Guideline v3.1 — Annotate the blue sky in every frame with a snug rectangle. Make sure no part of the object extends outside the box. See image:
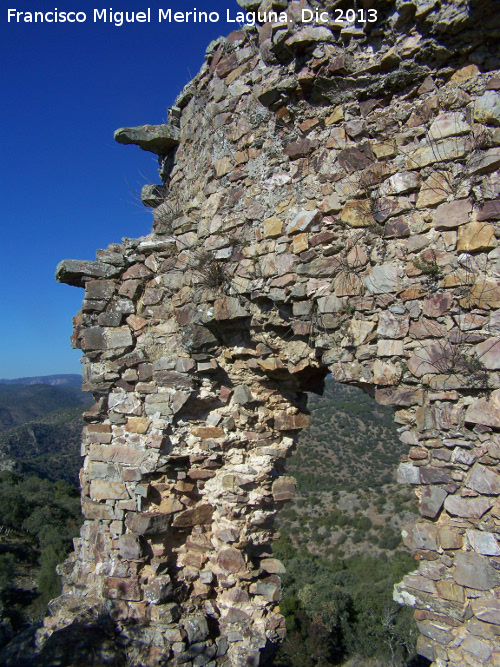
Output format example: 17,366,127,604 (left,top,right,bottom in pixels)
0,0,243,378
